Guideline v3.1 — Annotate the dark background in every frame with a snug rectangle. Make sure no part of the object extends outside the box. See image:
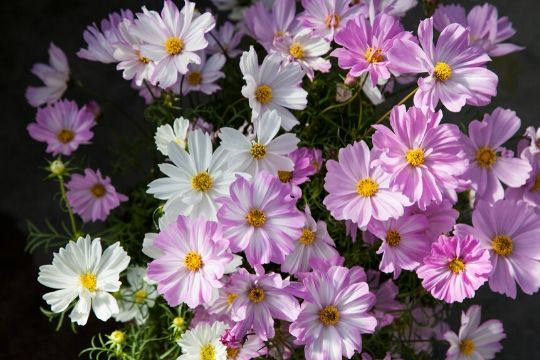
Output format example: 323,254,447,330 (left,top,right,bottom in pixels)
0,0,538,359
